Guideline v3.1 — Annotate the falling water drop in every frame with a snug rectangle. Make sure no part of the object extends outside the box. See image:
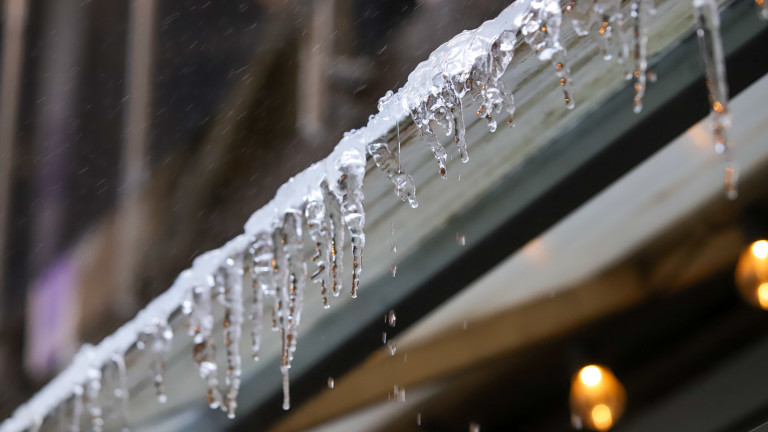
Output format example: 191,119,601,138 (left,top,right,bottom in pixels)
387,341,398,356
391,264,398,277
456,233,466,246
393,385,406,402
470,422,481,432
327,377,335,389
388,310,397,327
417,412,422,426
